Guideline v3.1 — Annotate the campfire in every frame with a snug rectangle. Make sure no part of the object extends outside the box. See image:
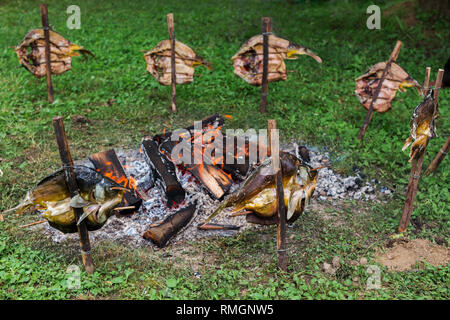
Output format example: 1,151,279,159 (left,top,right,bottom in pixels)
6,114,392,250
